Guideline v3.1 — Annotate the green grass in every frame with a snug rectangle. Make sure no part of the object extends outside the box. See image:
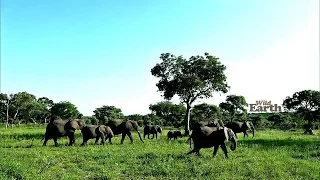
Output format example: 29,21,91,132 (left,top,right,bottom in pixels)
0,125,319,180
